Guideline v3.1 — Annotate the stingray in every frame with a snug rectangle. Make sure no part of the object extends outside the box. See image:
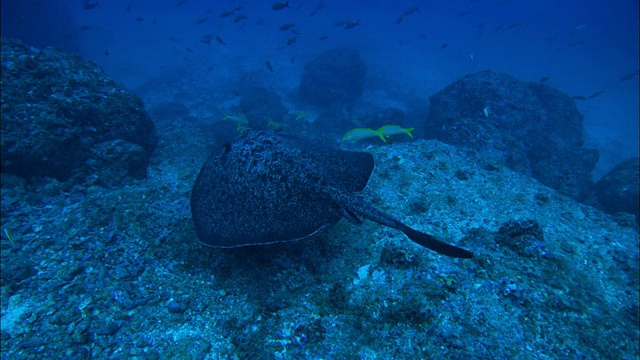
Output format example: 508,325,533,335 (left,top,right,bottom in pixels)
190,132,473,258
